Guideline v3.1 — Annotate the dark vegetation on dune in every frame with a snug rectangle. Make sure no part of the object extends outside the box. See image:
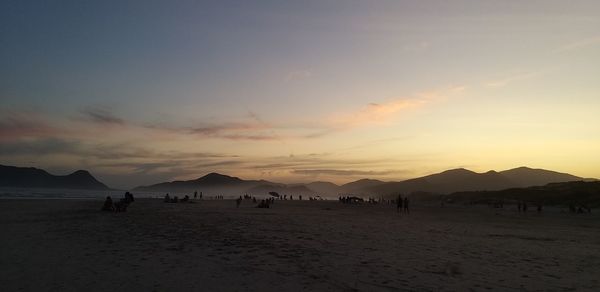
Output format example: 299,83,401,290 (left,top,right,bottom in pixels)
447,181,600,207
